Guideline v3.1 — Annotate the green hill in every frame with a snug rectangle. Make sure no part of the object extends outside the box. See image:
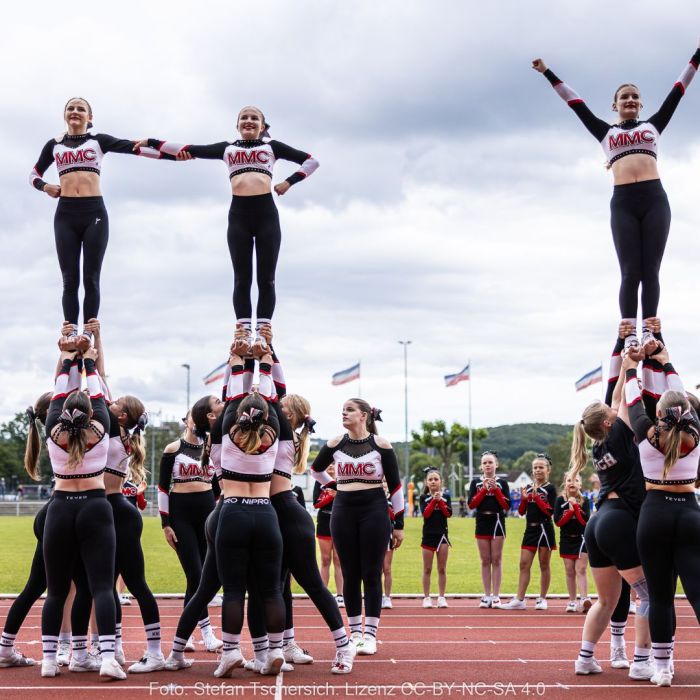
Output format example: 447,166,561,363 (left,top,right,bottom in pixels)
480,423,572,463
